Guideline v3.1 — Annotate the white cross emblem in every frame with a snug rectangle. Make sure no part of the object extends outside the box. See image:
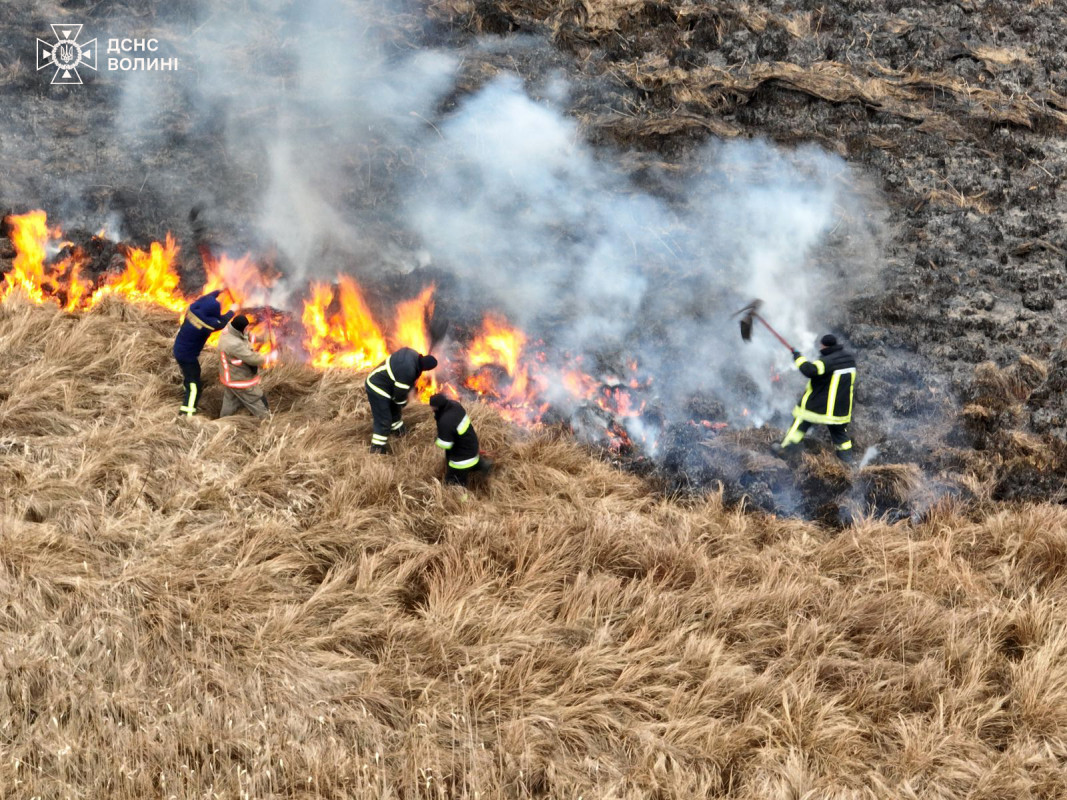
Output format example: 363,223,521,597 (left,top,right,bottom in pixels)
37,24,97,85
